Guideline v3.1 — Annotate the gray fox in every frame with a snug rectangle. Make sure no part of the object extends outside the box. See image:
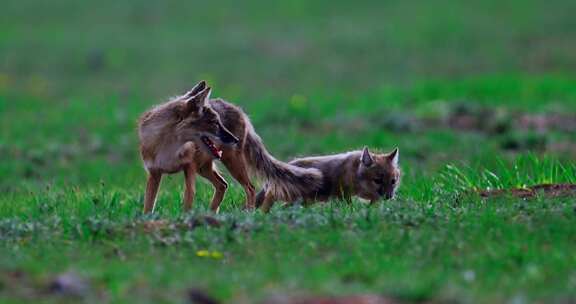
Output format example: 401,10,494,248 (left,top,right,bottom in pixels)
256,147,400,212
